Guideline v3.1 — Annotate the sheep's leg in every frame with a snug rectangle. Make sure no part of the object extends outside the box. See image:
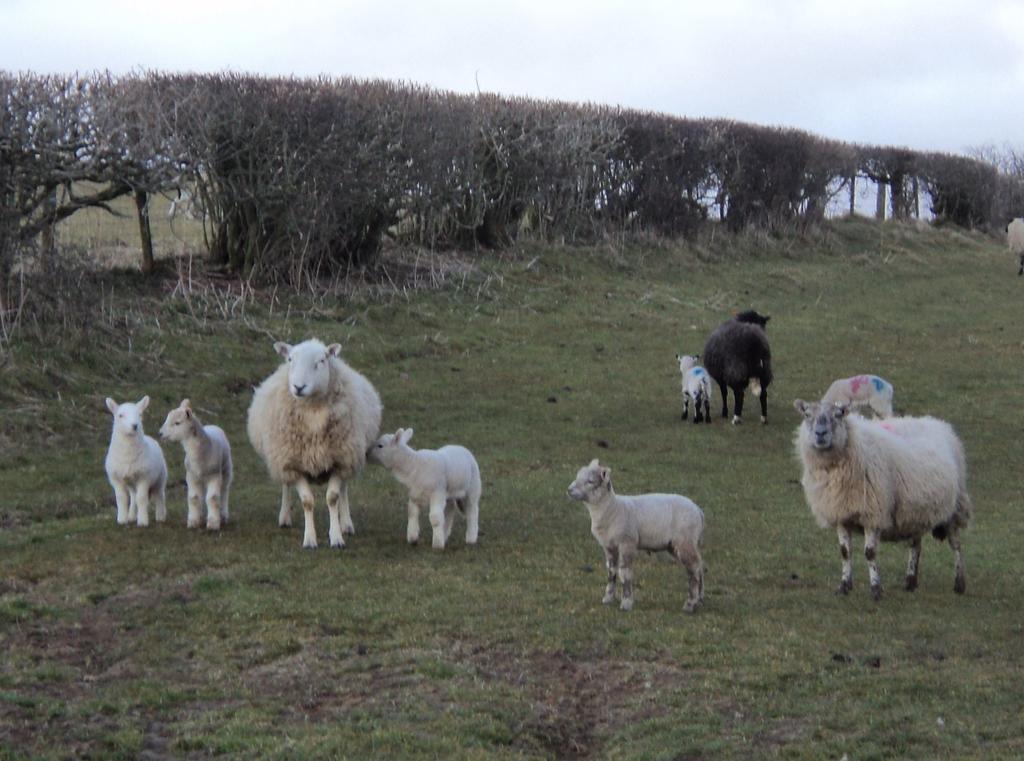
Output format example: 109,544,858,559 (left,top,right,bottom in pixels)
220,469,230,524
758,386,768,424
186,472,203,529
443,499,457,542
865,528,882,600
836,525,853,594
428,493,447,550
154,476,167,523
135,483,151,527
406,499,421,545
278,485,292,528
618,550,636,611
113,482,131,525
718,380,729,419
905,536,922,591
465,486,480,545
205,475,224,531
704,395,711,424
681,395,689,421
325,475,347,549
127,489,138,523
337,482,355,536
296,478,318,549
949,527,966,594
602,546,618,605
731,385,744,425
